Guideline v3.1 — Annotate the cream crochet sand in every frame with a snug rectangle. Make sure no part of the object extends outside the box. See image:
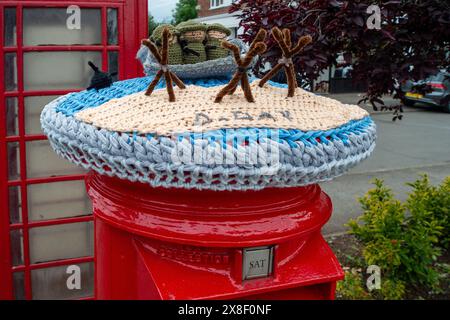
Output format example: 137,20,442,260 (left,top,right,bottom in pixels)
75,82,369,136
